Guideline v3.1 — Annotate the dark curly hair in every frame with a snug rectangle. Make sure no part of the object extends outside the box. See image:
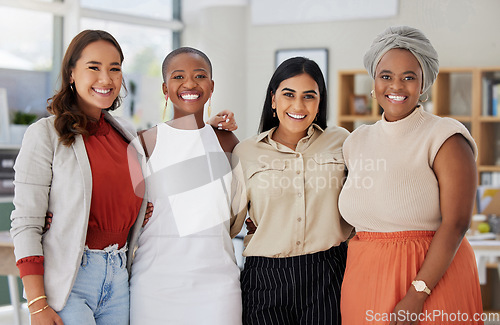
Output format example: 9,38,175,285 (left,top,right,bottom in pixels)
259,57,328,133
47,30,126,146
